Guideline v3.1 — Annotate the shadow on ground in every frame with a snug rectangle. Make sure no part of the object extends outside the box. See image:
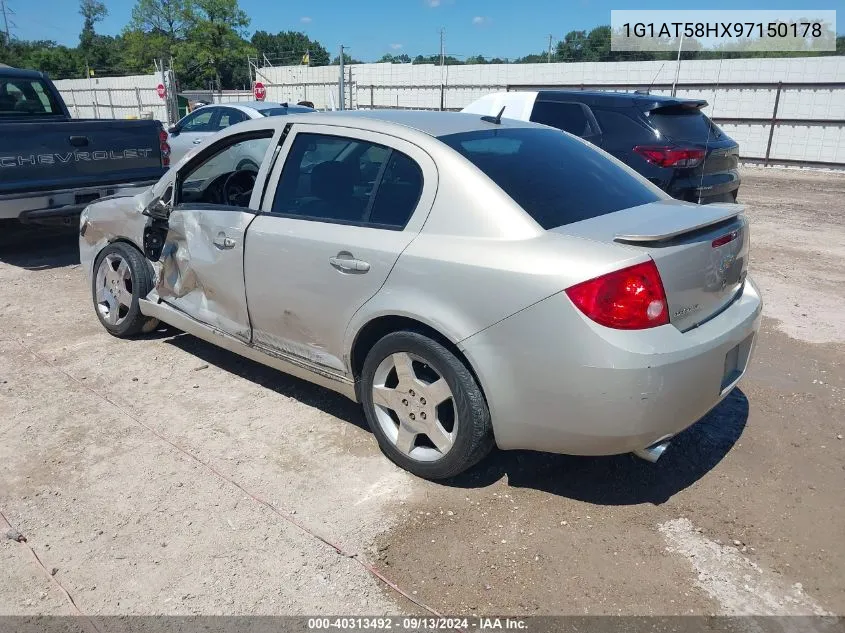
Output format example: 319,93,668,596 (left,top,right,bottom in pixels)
163,330,749,506
0,222,80,270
